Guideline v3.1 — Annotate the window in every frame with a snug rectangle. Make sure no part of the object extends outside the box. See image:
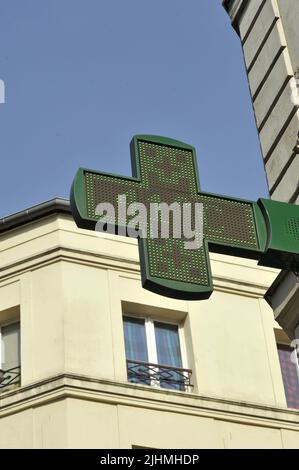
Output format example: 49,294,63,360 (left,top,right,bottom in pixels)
277,343,299,409
0,321,21,390
123,316,191,391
